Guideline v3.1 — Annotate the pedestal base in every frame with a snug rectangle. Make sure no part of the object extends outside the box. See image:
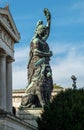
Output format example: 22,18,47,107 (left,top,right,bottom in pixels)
0,109,37,130
18,108,43,127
